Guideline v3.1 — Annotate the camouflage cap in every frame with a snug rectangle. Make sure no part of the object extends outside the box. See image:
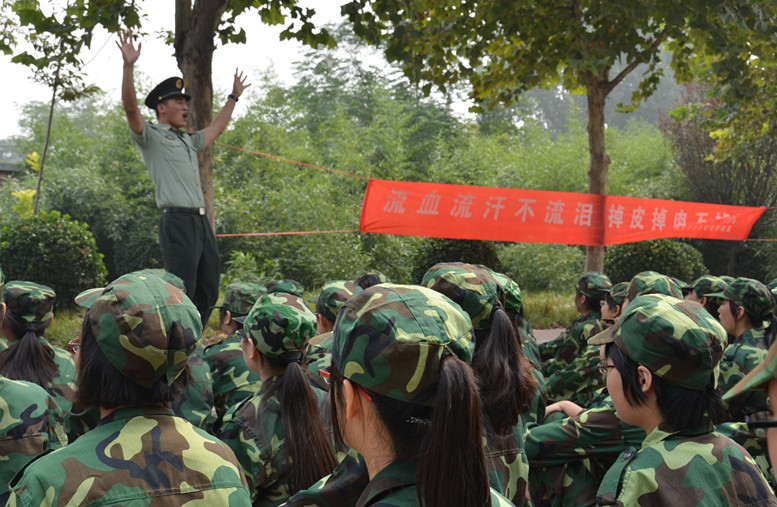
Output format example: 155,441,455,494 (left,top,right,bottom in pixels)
767,278,777,298
85,273,202,388
243,292,317,360
2,281,56,324
266,279,304,298
722,338,777,400
132,269,186,293
719,275,735,285
215,282,266,316
421,262,503,330
332,283,474,406
689,275,727,299
353,270,391,290
589,294,725,390
0,266,4,288
626,271,683,301
575,272,613,299
316,280,362,323
608,282,629,306
706,277,775,320
489,271,523,314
